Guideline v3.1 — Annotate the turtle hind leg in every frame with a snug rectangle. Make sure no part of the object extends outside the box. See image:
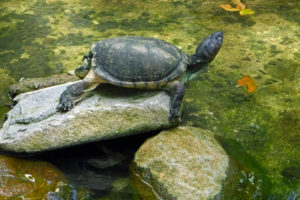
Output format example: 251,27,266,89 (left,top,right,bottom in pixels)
168,81,185,124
